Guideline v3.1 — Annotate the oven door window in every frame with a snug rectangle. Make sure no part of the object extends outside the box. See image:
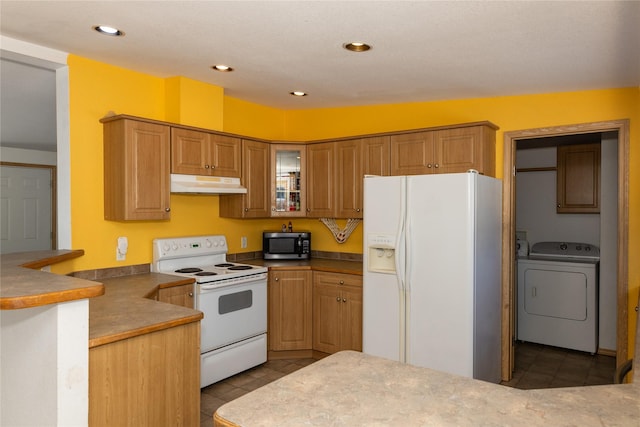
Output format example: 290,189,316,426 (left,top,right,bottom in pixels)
219,290,252,314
